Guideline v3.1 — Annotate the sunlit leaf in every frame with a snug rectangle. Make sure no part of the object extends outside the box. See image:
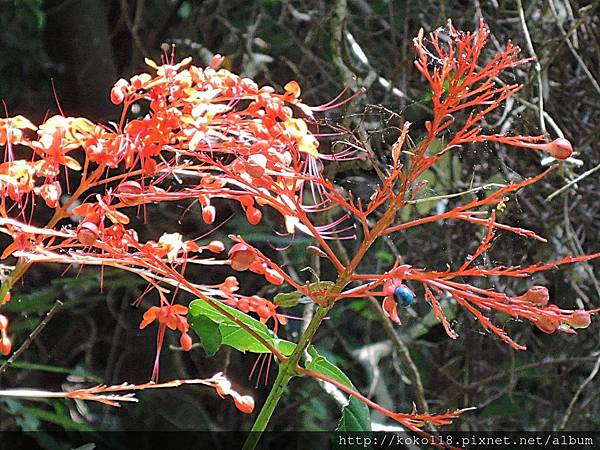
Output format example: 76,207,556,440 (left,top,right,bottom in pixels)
188,300,295,355
305,347,371,432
